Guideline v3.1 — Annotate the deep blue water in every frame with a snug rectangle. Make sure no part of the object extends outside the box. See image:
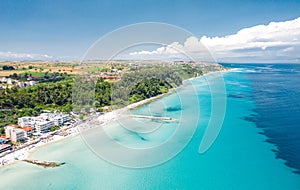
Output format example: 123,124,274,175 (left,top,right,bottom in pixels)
222,63,300,174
